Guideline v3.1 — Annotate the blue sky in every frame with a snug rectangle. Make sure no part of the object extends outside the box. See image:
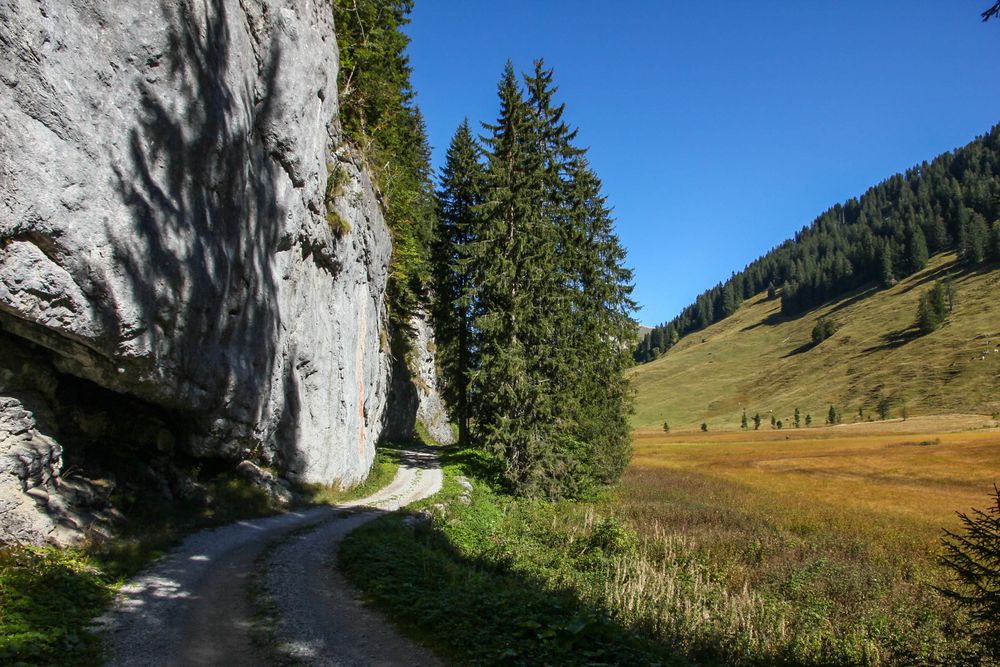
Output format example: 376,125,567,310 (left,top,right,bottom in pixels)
402,1,1000,326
